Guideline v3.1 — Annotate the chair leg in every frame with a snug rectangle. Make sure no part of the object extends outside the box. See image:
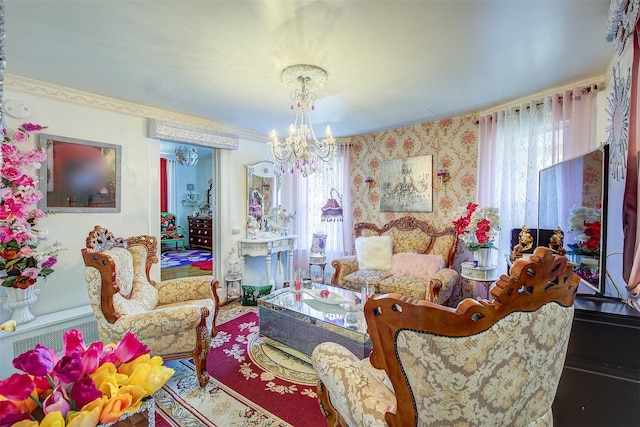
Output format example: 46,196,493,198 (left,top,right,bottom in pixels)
193,308,212,387
210,280,221,337
317,379,343,427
